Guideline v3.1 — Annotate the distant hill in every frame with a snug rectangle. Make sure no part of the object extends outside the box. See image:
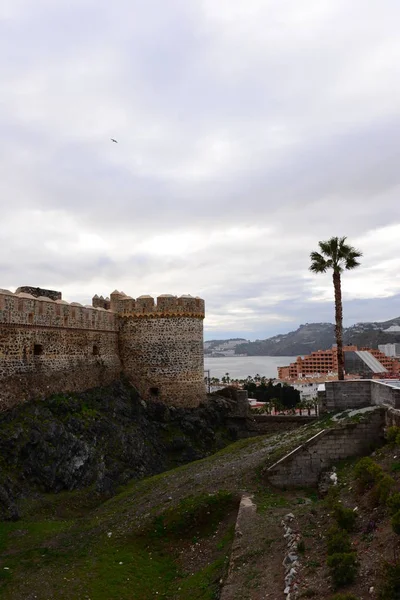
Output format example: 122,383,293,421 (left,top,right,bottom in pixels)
204,338,248,356
233,317,400,357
